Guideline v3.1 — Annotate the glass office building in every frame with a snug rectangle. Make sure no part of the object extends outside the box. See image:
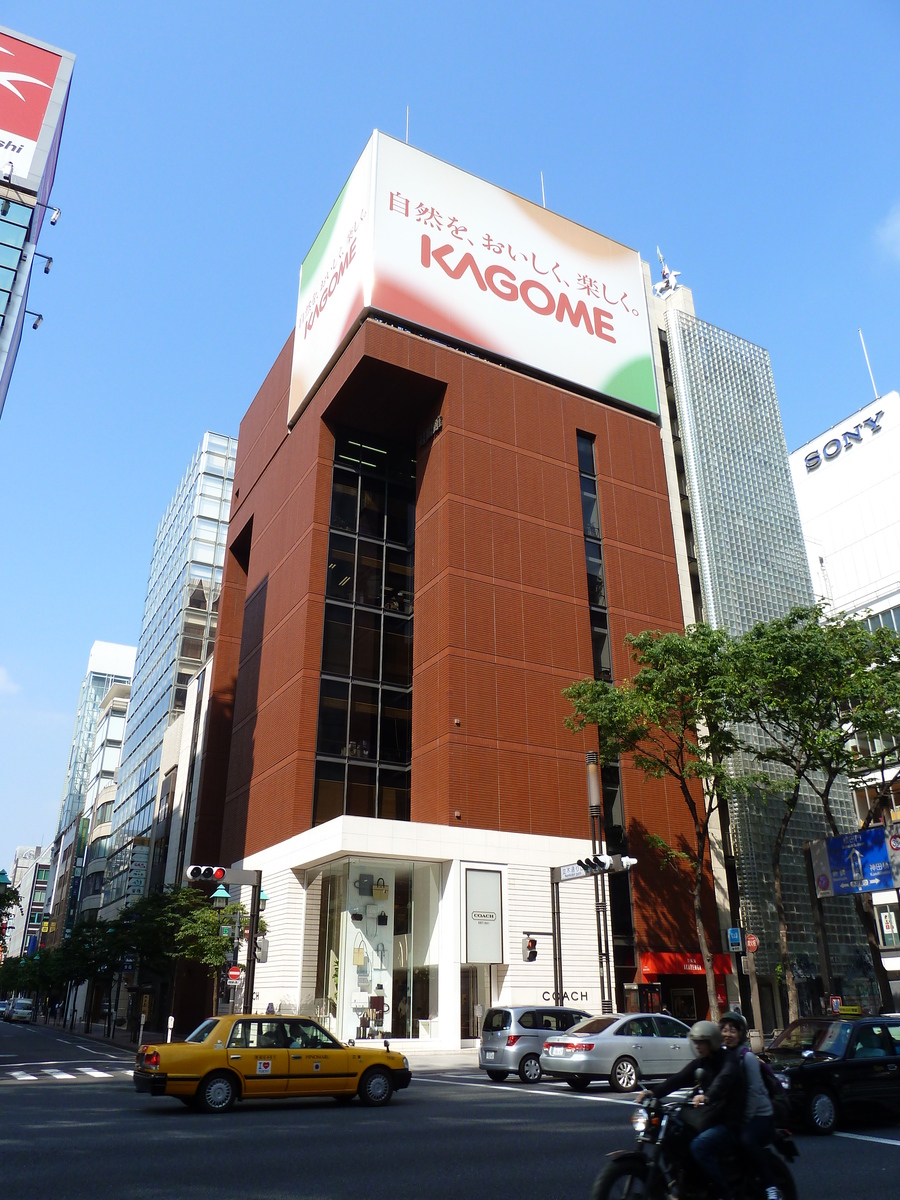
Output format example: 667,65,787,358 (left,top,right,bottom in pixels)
655,300,865,1019
102,432,237,913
